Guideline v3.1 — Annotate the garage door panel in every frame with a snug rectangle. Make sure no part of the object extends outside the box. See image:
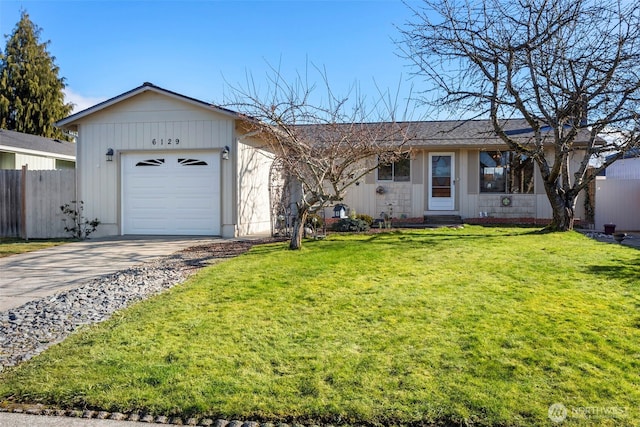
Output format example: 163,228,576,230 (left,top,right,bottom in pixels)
127,219,169,233
175,203,215,212
172,187,215,198
128,177,167,187
128,197,170,208
173,176,214,187
173,220,216,233
122,152,221,235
